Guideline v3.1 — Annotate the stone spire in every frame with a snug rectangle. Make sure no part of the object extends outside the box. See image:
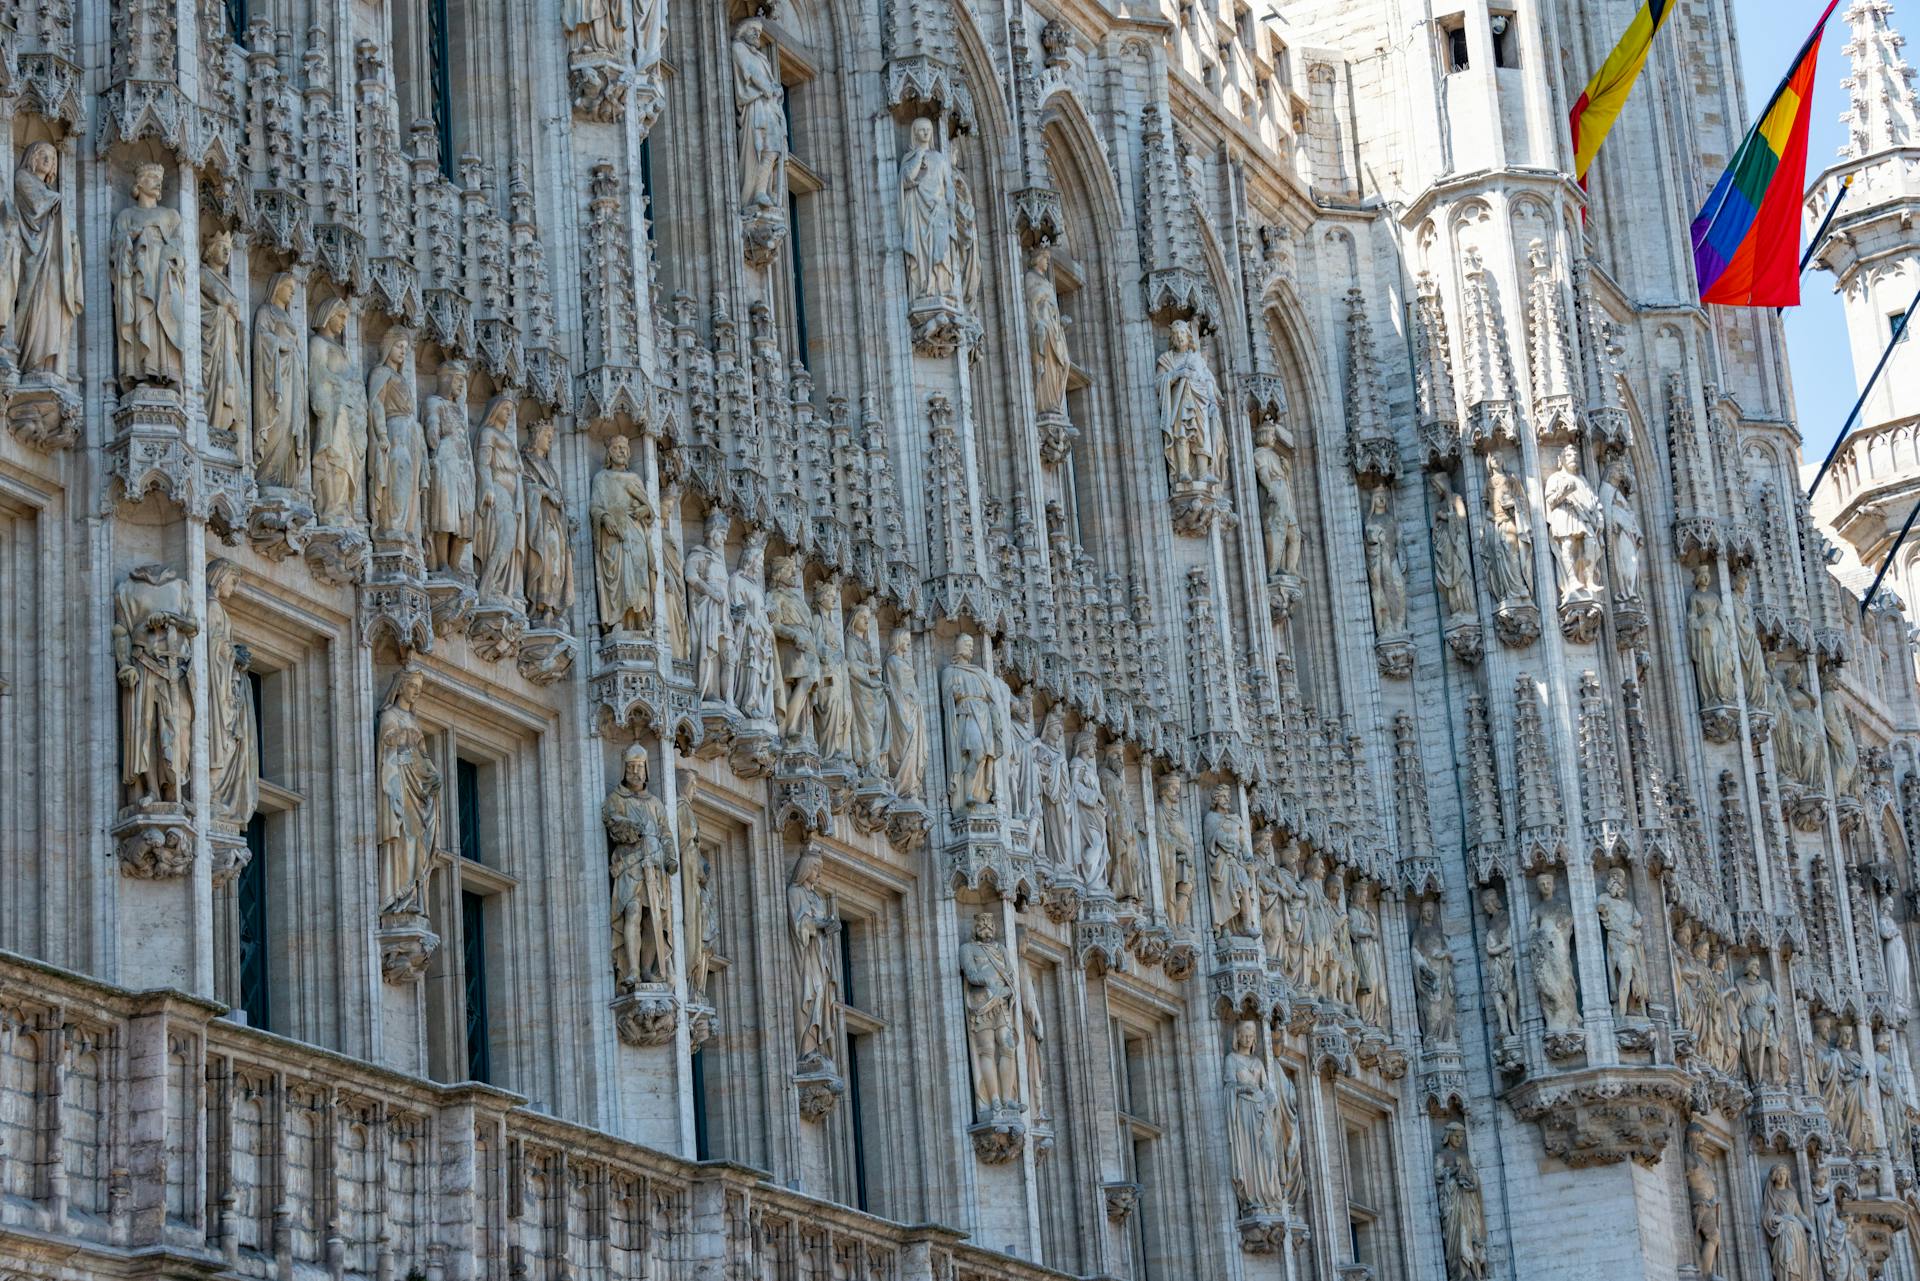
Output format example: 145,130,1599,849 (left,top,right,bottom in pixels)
1840,0,1918,159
